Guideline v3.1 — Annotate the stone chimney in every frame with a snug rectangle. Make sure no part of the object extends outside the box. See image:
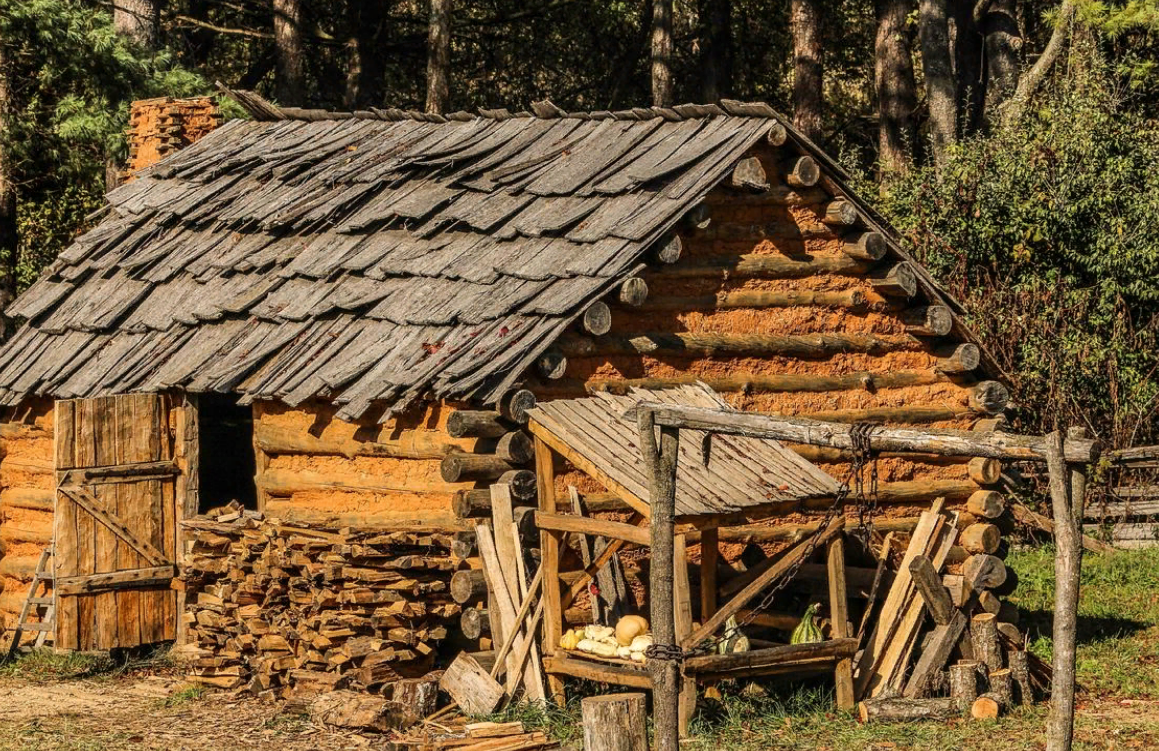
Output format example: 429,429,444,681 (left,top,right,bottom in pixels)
123,96,223,181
